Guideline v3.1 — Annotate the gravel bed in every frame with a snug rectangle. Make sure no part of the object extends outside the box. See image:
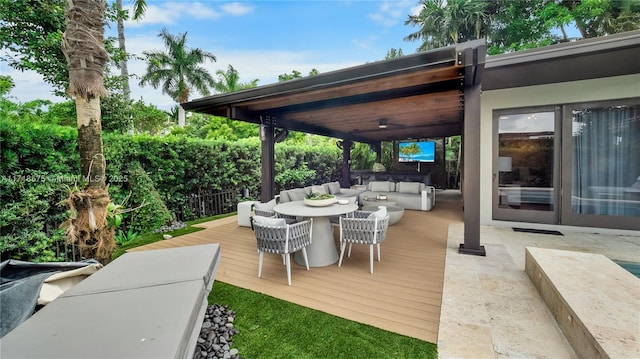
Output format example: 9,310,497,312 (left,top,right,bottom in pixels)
193,304,240,359
153,221,187,233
